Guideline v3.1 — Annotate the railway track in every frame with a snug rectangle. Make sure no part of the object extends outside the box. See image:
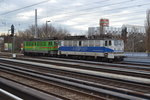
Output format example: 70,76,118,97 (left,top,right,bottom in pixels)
1,52,150,64
0,67,117,100
0,57,150,100
15,57,150,79
0,63,149,100
1,58,150,85
0,62,110,99
0,52,150,67
0,77,62,100
39,57,150,70
0,70,105,100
